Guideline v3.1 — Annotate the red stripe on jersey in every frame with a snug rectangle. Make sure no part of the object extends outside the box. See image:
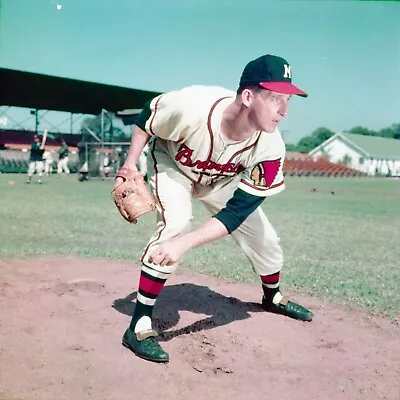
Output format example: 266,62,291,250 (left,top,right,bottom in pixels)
197,97,229,184
141,141,167,264
226,132,262,163
206,97,230,160
149,95,163,136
